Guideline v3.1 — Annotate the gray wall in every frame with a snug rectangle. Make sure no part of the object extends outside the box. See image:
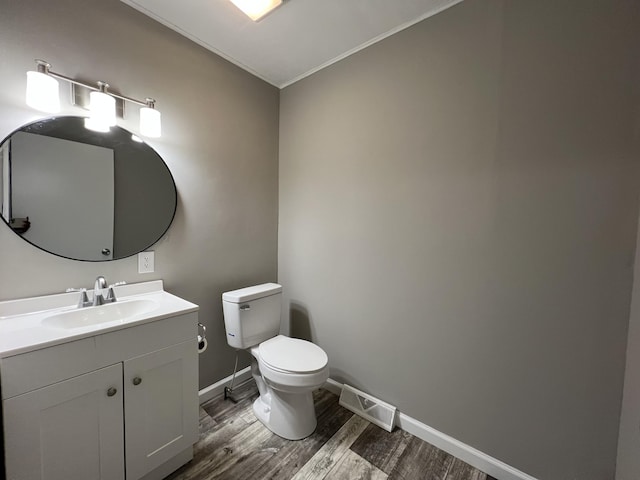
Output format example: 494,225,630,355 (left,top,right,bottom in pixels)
0,0,279,387
278,1,640,479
